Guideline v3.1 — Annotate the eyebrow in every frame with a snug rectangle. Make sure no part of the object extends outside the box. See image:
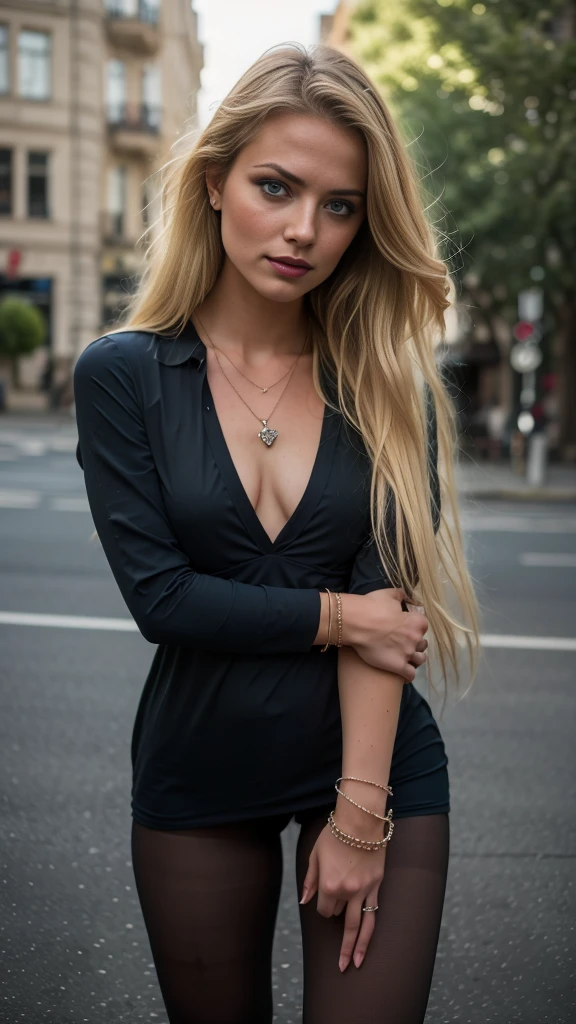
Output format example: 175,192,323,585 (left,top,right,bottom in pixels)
252,162,365,198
